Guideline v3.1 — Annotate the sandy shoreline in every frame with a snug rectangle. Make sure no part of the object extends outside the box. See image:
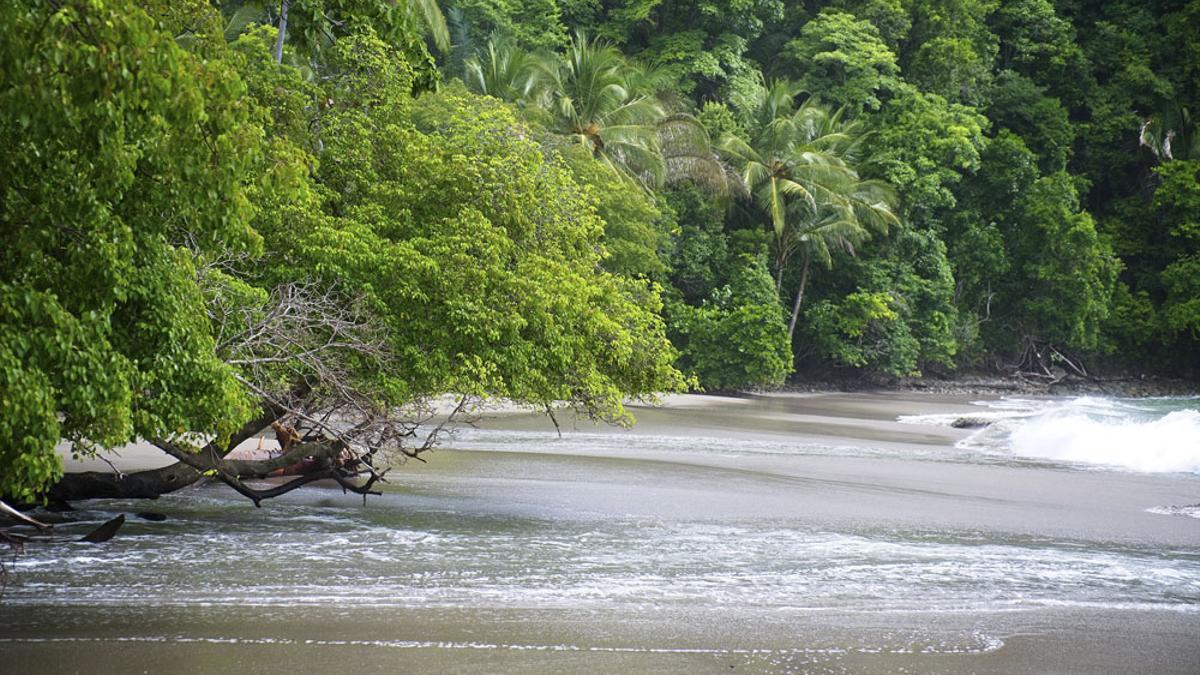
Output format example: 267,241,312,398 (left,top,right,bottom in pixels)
430,392,1200,549
4,603,1199,674
11,390,1199,674
55,390,988,474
